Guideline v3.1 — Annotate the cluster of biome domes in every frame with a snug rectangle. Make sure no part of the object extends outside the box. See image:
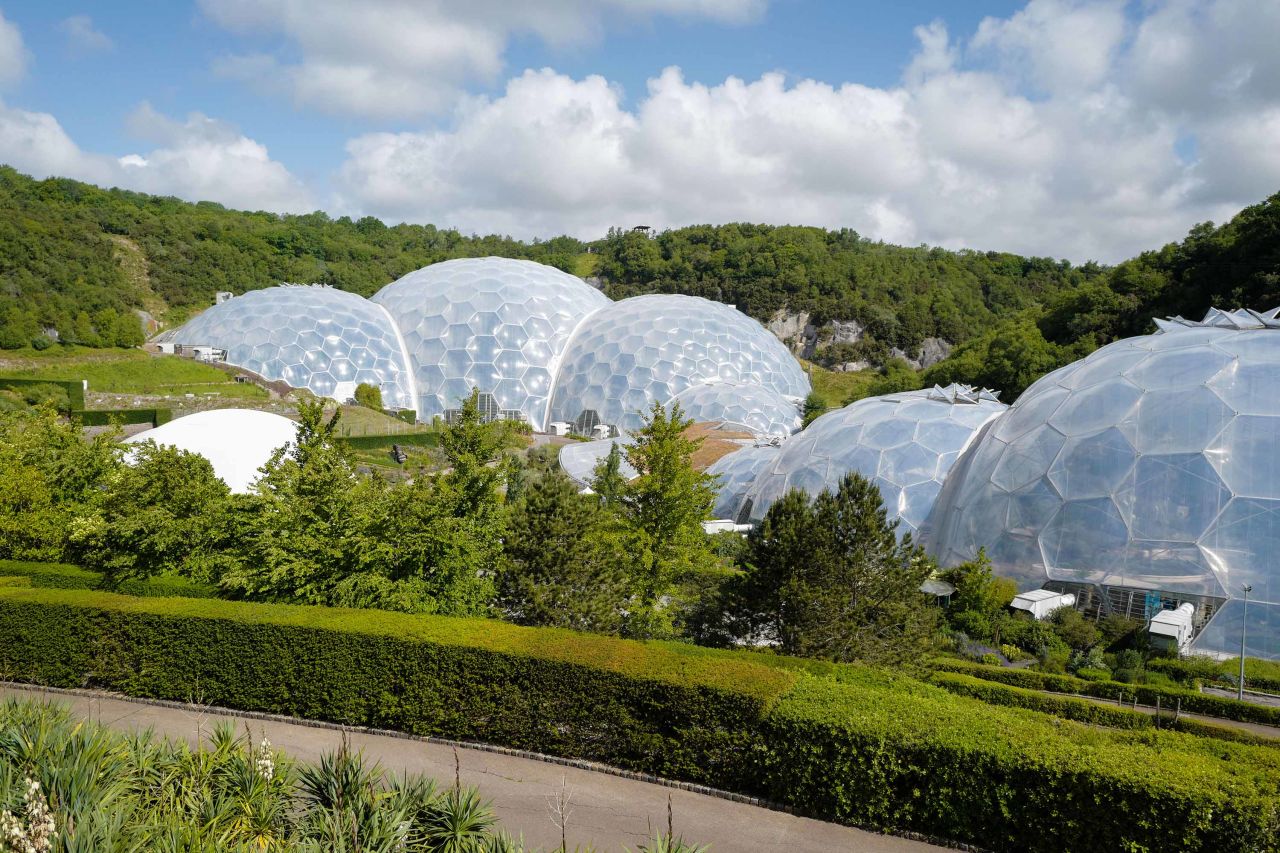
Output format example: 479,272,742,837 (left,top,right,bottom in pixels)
162,261,1278,660
173,257,808,436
